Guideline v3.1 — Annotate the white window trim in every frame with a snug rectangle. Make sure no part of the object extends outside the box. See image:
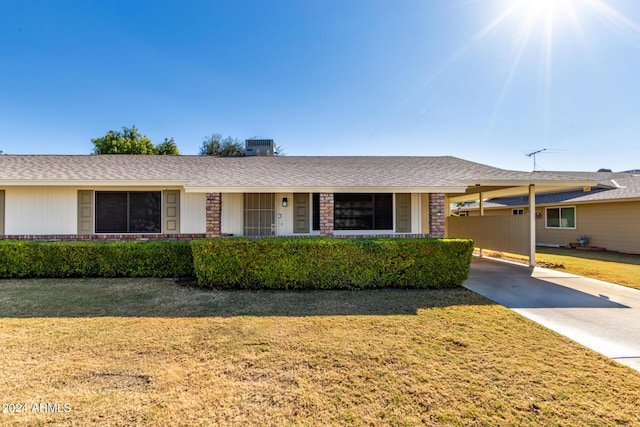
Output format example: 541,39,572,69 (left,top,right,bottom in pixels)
545,206,576,229
512,208,524,215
